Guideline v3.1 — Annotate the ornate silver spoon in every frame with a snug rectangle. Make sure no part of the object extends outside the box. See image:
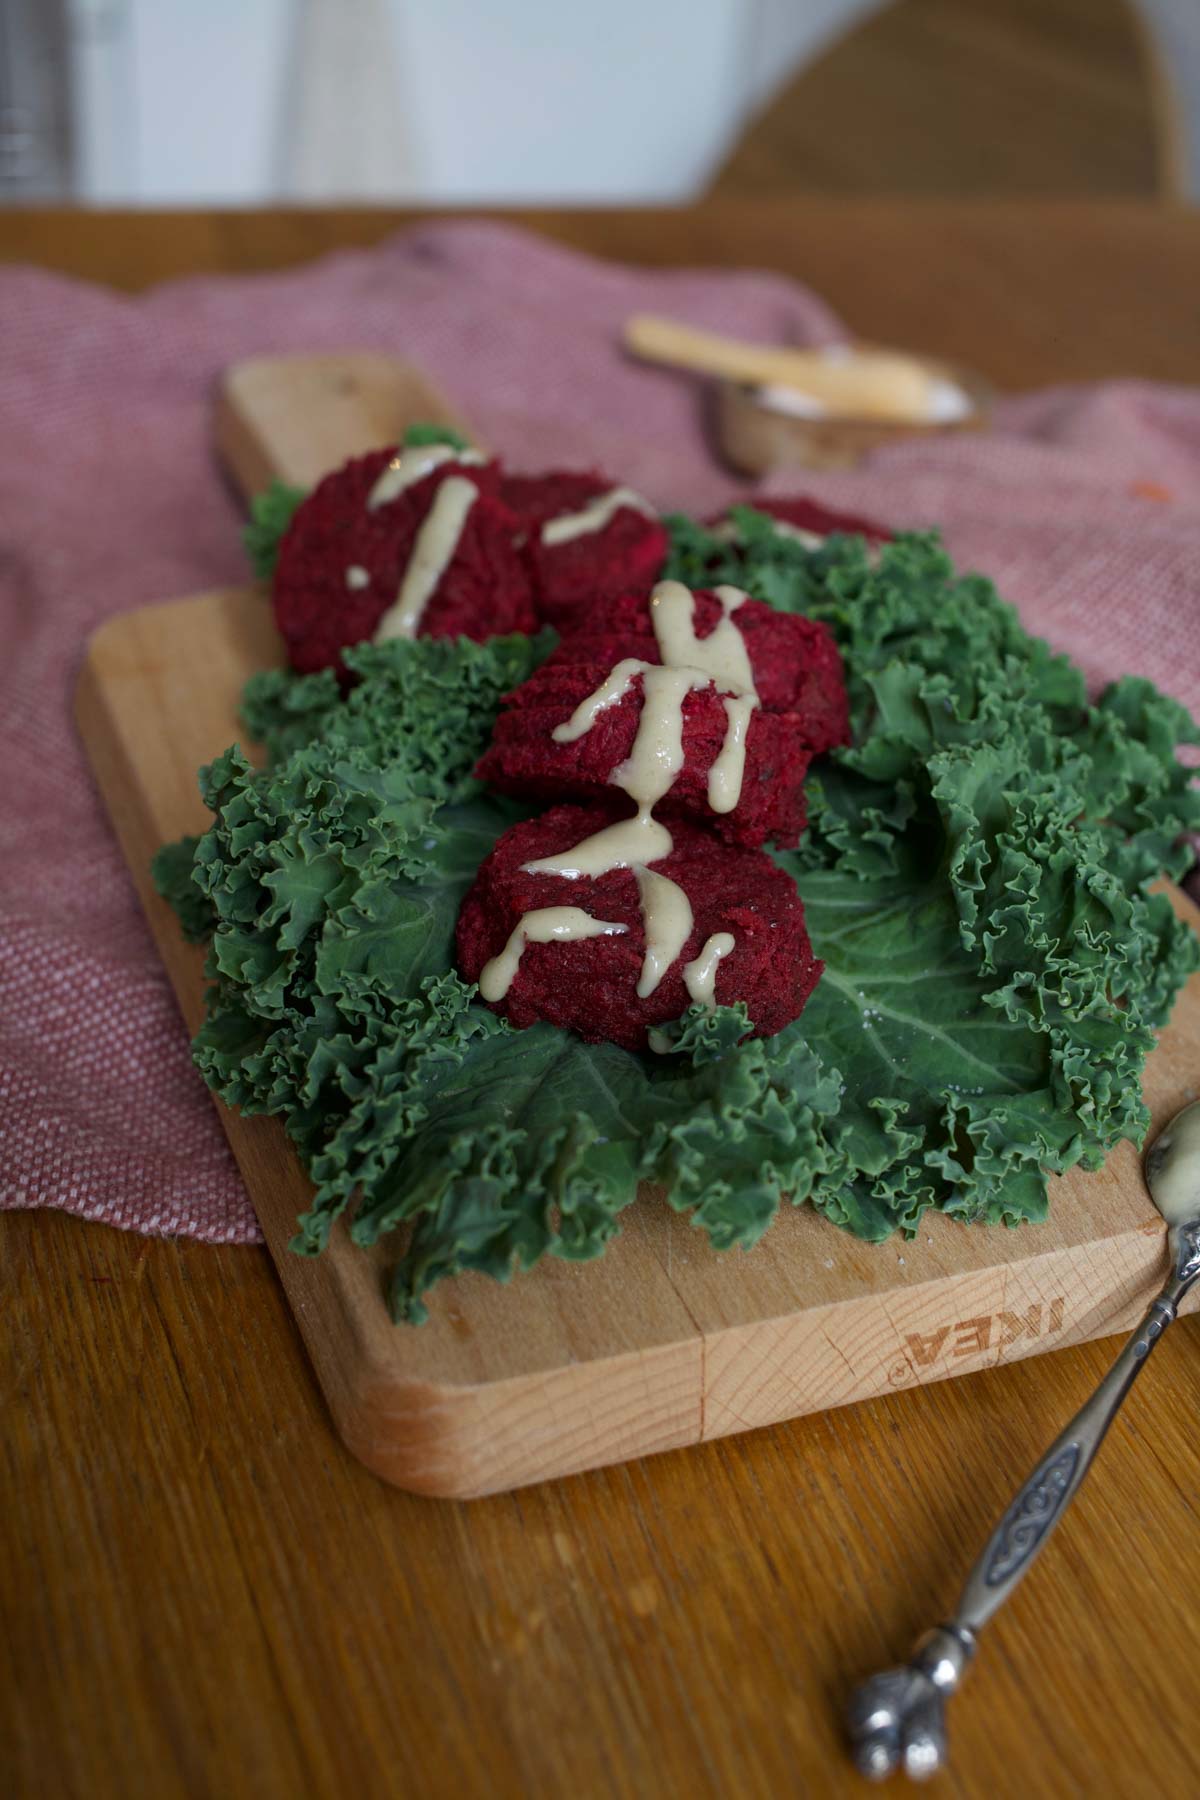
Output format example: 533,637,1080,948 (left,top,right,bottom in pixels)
846,1099,1200,1781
